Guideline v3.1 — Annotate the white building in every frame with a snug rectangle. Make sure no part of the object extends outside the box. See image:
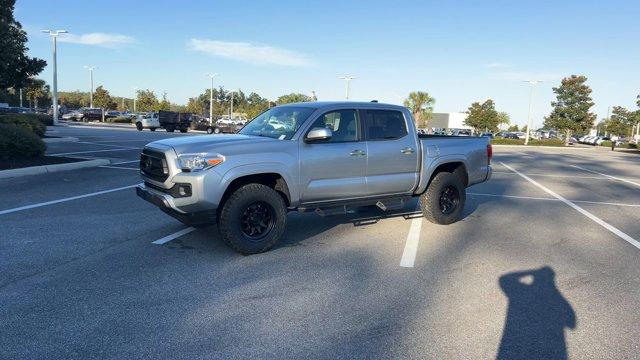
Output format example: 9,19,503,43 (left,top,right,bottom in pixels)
428,112,472,131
